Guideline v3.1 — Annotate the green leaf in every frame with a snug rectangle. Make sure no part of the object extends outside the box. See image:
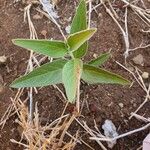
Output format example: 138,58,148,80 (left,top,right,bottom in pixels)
70,0,87,34
82,65,130,85
88,52,111,67
73,43,88,58
12,39,68,58
67,29,96,52
70,0,88,58
10,60,67,88
62,59,83,103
